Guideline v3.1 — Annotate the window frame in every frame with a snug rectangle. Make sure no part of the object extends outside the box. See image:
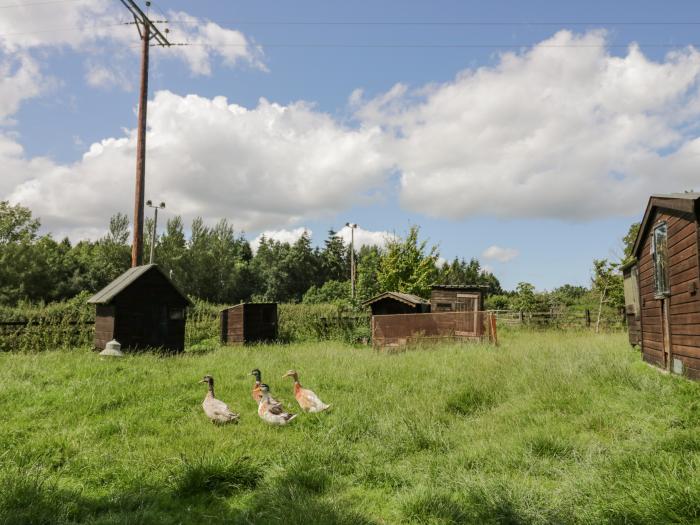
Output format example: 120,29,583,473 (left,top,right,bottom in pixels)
651,221,670,298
